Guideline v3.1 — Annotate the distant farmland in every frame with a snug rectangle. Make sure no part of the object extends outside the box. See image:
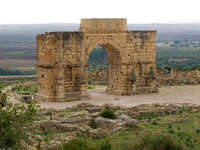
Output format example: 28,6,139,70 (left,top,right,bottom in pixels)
6,50,35,55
